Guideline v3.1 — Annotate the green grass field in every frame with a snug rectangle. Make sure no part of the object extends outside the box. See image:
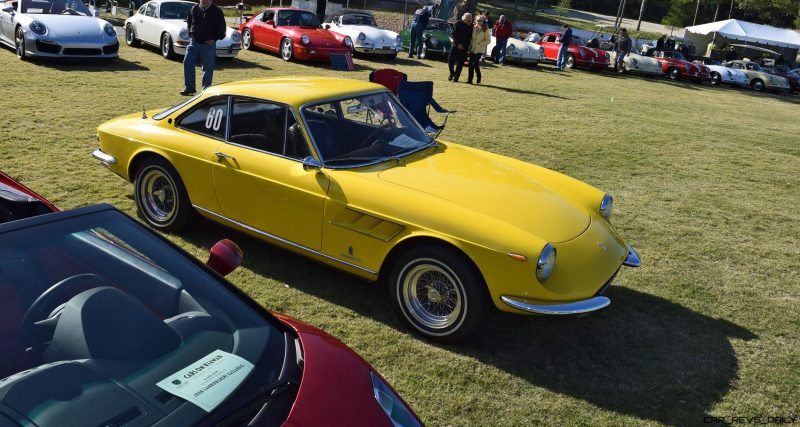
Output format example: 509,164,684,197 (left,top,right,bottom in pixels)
1,41,799,426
